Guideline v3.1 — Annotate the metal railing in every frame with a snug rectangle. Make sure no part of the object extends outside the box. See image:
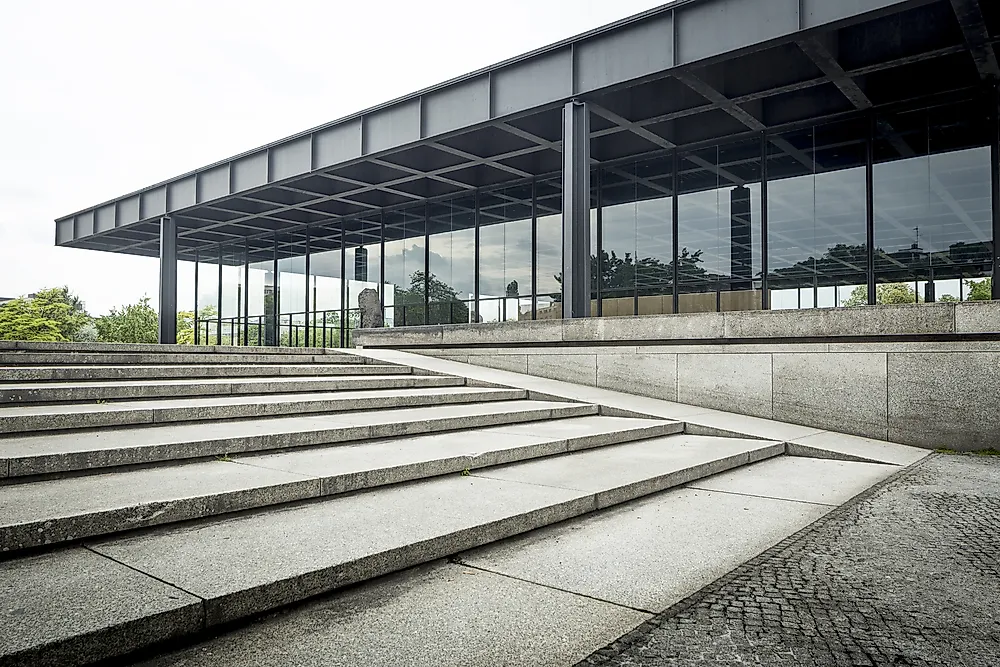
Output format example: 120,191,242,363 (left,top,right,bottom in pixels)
193,296,535,347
